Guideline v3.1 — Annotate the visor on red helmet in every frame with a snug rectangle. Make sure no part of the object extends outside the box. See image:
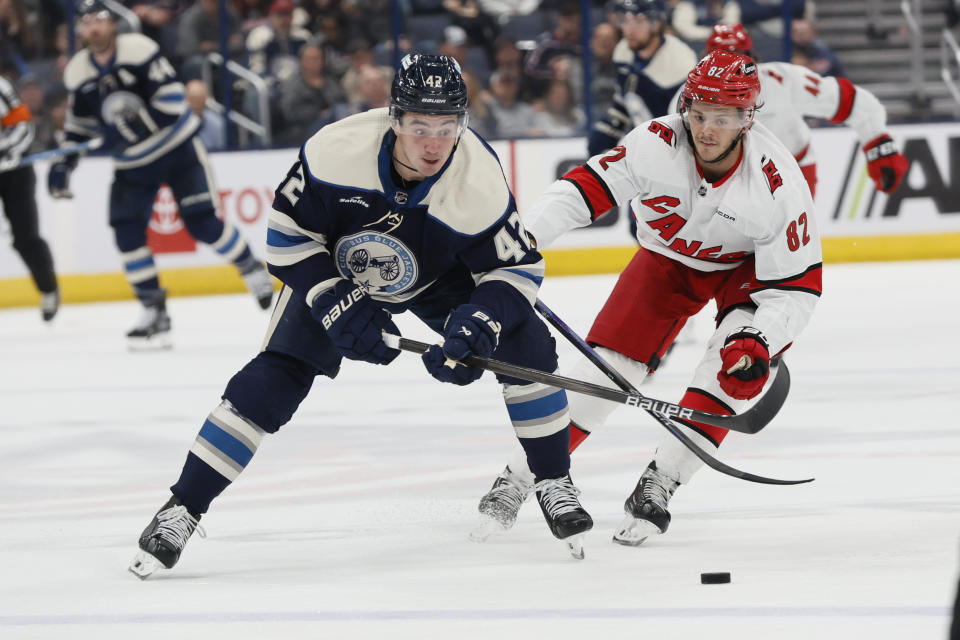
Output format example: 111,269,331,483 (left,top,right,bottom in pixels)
706,23,753,56
678,51,761,128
